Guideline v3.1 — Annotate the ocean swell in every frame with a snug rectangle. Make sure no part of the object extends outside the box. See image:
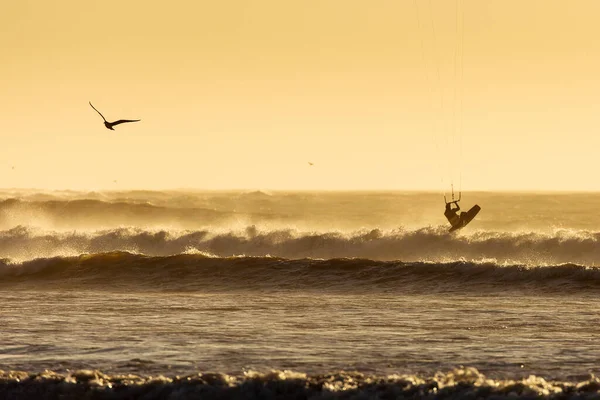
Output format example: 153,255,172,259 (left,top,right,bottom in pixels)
1,251,599,293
